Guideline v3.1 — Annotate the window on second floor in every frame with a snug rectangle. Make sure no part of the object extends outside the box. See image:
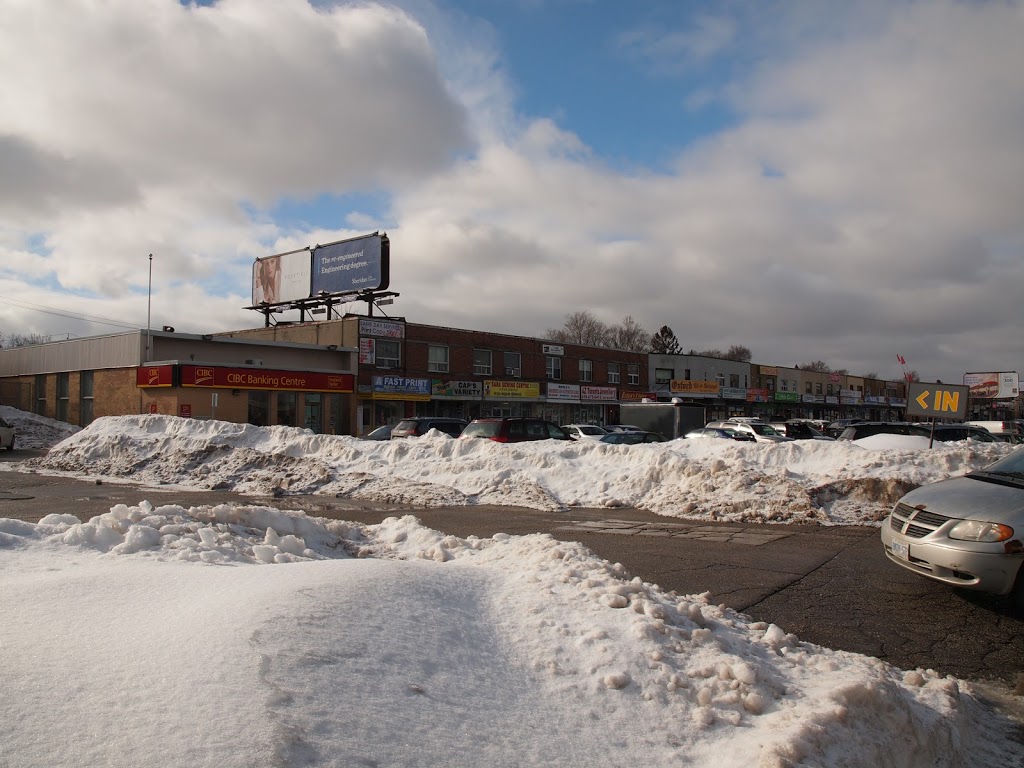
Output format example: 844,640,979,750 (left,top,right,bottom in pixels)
730,374,740,388
473,348,492,376
547,357,562,380
503,352,522,377
579,359,593,382
376,340,401,369
655,368,673,385
816,383,823,395
428,345,449,373
607,362,620,384
627,364,640,385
